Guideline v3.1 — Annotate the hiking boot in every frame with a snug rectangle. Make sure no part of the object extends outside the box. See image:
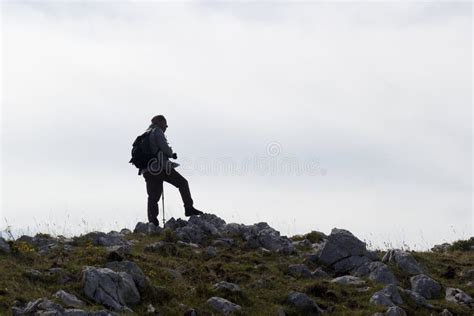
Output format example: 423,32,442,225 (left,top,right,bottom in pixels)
185,206,204,217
